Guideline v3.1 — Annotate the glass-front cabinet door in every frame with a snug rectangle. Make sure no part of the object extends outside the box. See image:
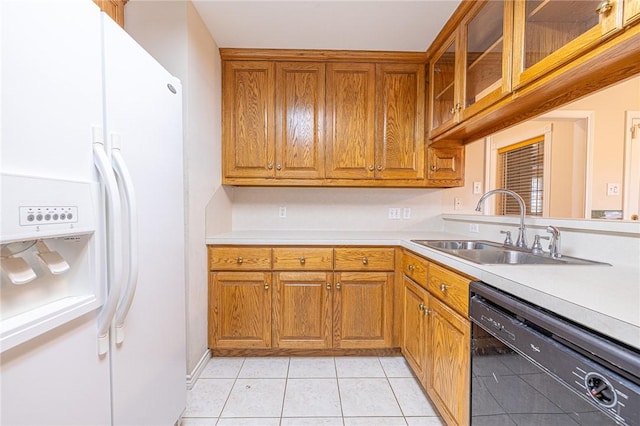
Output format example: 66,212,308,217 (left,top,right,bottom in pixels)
429,35,457,135
513,0,623,88
461,0,513,121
